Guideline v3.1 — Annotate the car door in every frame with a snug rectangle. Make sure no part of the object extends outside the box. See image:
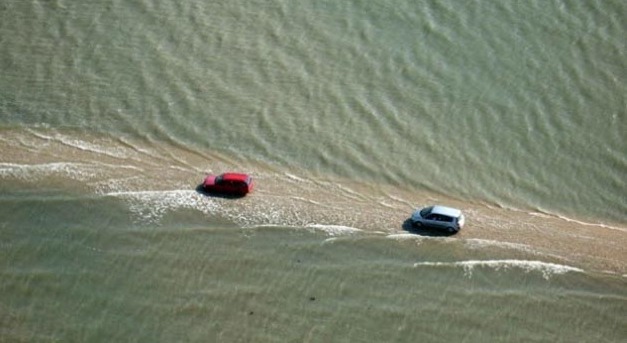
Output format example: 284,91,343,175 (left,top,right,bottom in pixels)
424,214,442,228
439,215,454,229
225,180,238,193
216,179,232,193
